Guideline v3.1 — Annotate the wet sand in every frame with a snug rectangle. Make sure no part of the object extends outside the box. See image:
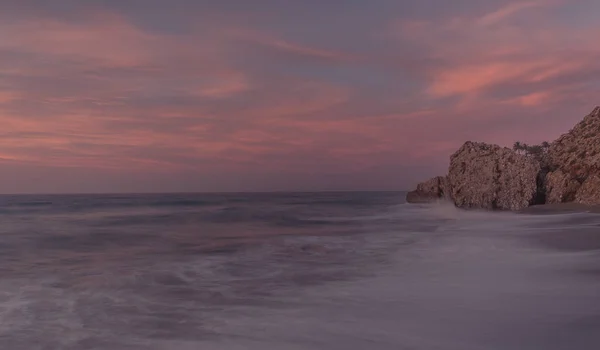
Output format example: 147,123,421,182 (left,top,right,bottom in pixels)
520,203,600,214
518,203,600,252
532,227,600,252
